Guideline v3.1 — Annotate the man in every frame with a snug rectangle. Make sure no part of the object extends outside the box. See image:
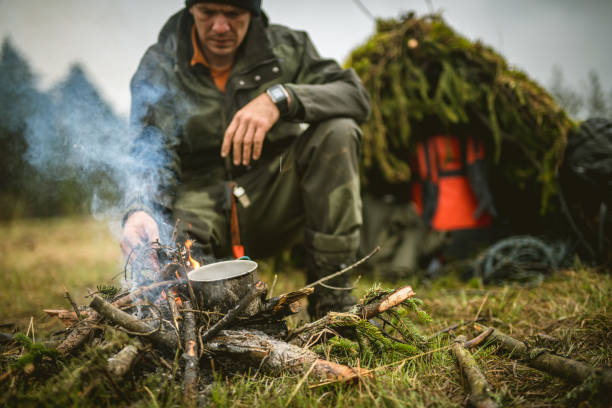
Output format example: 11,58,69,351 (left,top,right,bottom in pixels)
120,0,370,318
